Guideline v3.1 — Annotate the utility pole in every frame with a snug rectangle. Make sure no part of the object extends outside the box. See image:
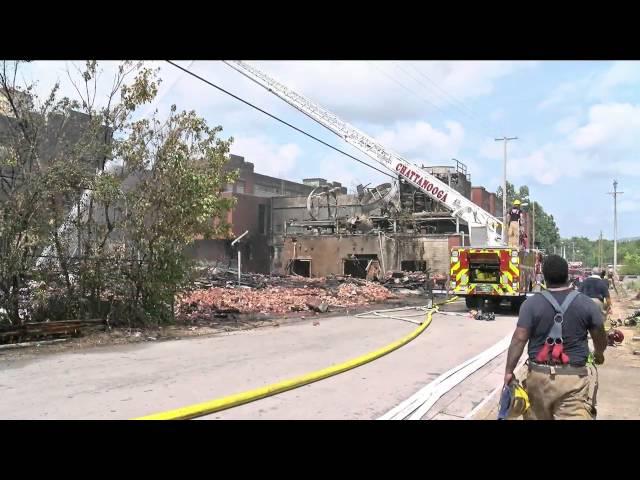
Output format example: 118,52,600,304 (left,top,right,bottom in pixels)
598,231,603,269
532,201,536,249
608,180,624,277
495,136,518,243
